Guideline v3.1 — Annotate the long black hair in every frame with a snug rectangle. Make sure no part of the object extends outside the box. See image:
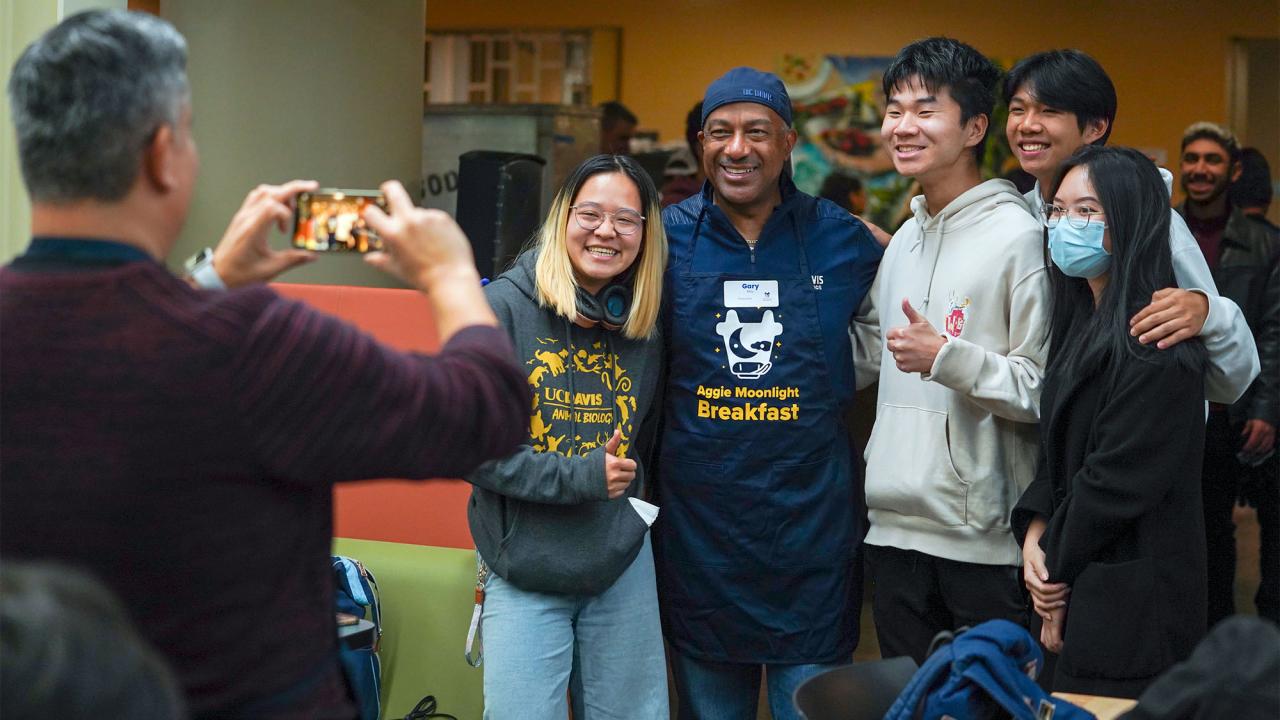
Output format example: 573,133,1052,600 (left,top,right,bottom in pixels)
1045,145,1205,382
